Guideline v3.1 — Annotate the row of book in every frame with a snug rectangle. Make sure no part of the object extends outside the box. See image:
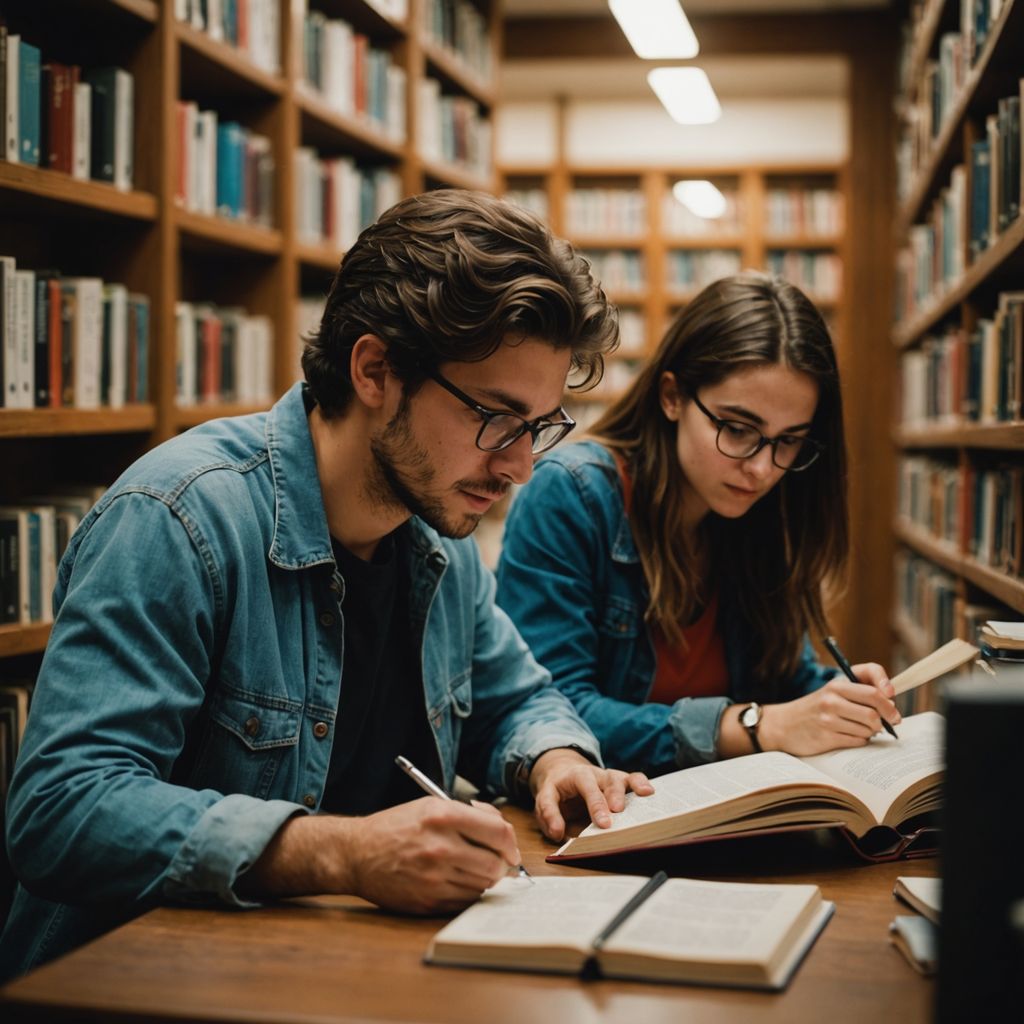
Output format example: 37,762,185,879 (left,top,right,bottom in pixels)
504,187,549,224
765,250,841,302
764,188,843,236
0,680,32,802
417,78,491,177
174,102,274,226
0,486,105,626
897,456,1022,576
894,82,1021,323
899,291,1023,426
298,8,406,143
422,0,493,84
1,27,133,190
667,249,743,291
567,189,647,237
174,301,273,407
582,250,646,293
896,0,1008,201
663,190,744,237
893,549,958,652
174,0,280,75
0,259,150,411
616,309,646,356
294,151,400,252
